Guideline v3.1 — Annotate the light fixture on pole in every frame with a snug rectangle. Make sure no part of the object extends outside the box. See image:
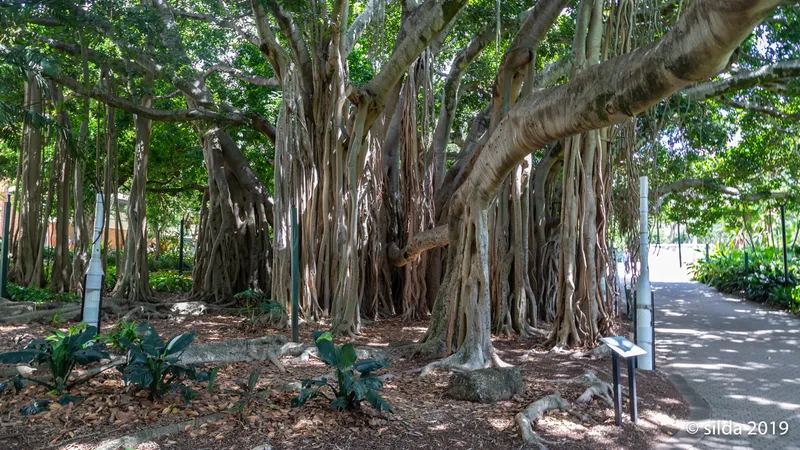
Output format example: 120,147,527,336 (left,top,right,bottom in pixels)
81,194,105,329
